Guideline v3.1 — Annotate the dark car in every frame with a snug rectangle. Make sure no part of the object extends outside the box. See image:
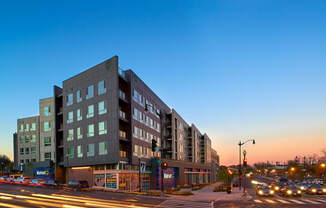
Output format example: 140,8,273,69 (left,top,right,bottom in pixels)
280,185,302,197
296,182,309,192
256,186,275,197
307,184,326,195
64,180,89,191
45,180,58,188
271,182,285,192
